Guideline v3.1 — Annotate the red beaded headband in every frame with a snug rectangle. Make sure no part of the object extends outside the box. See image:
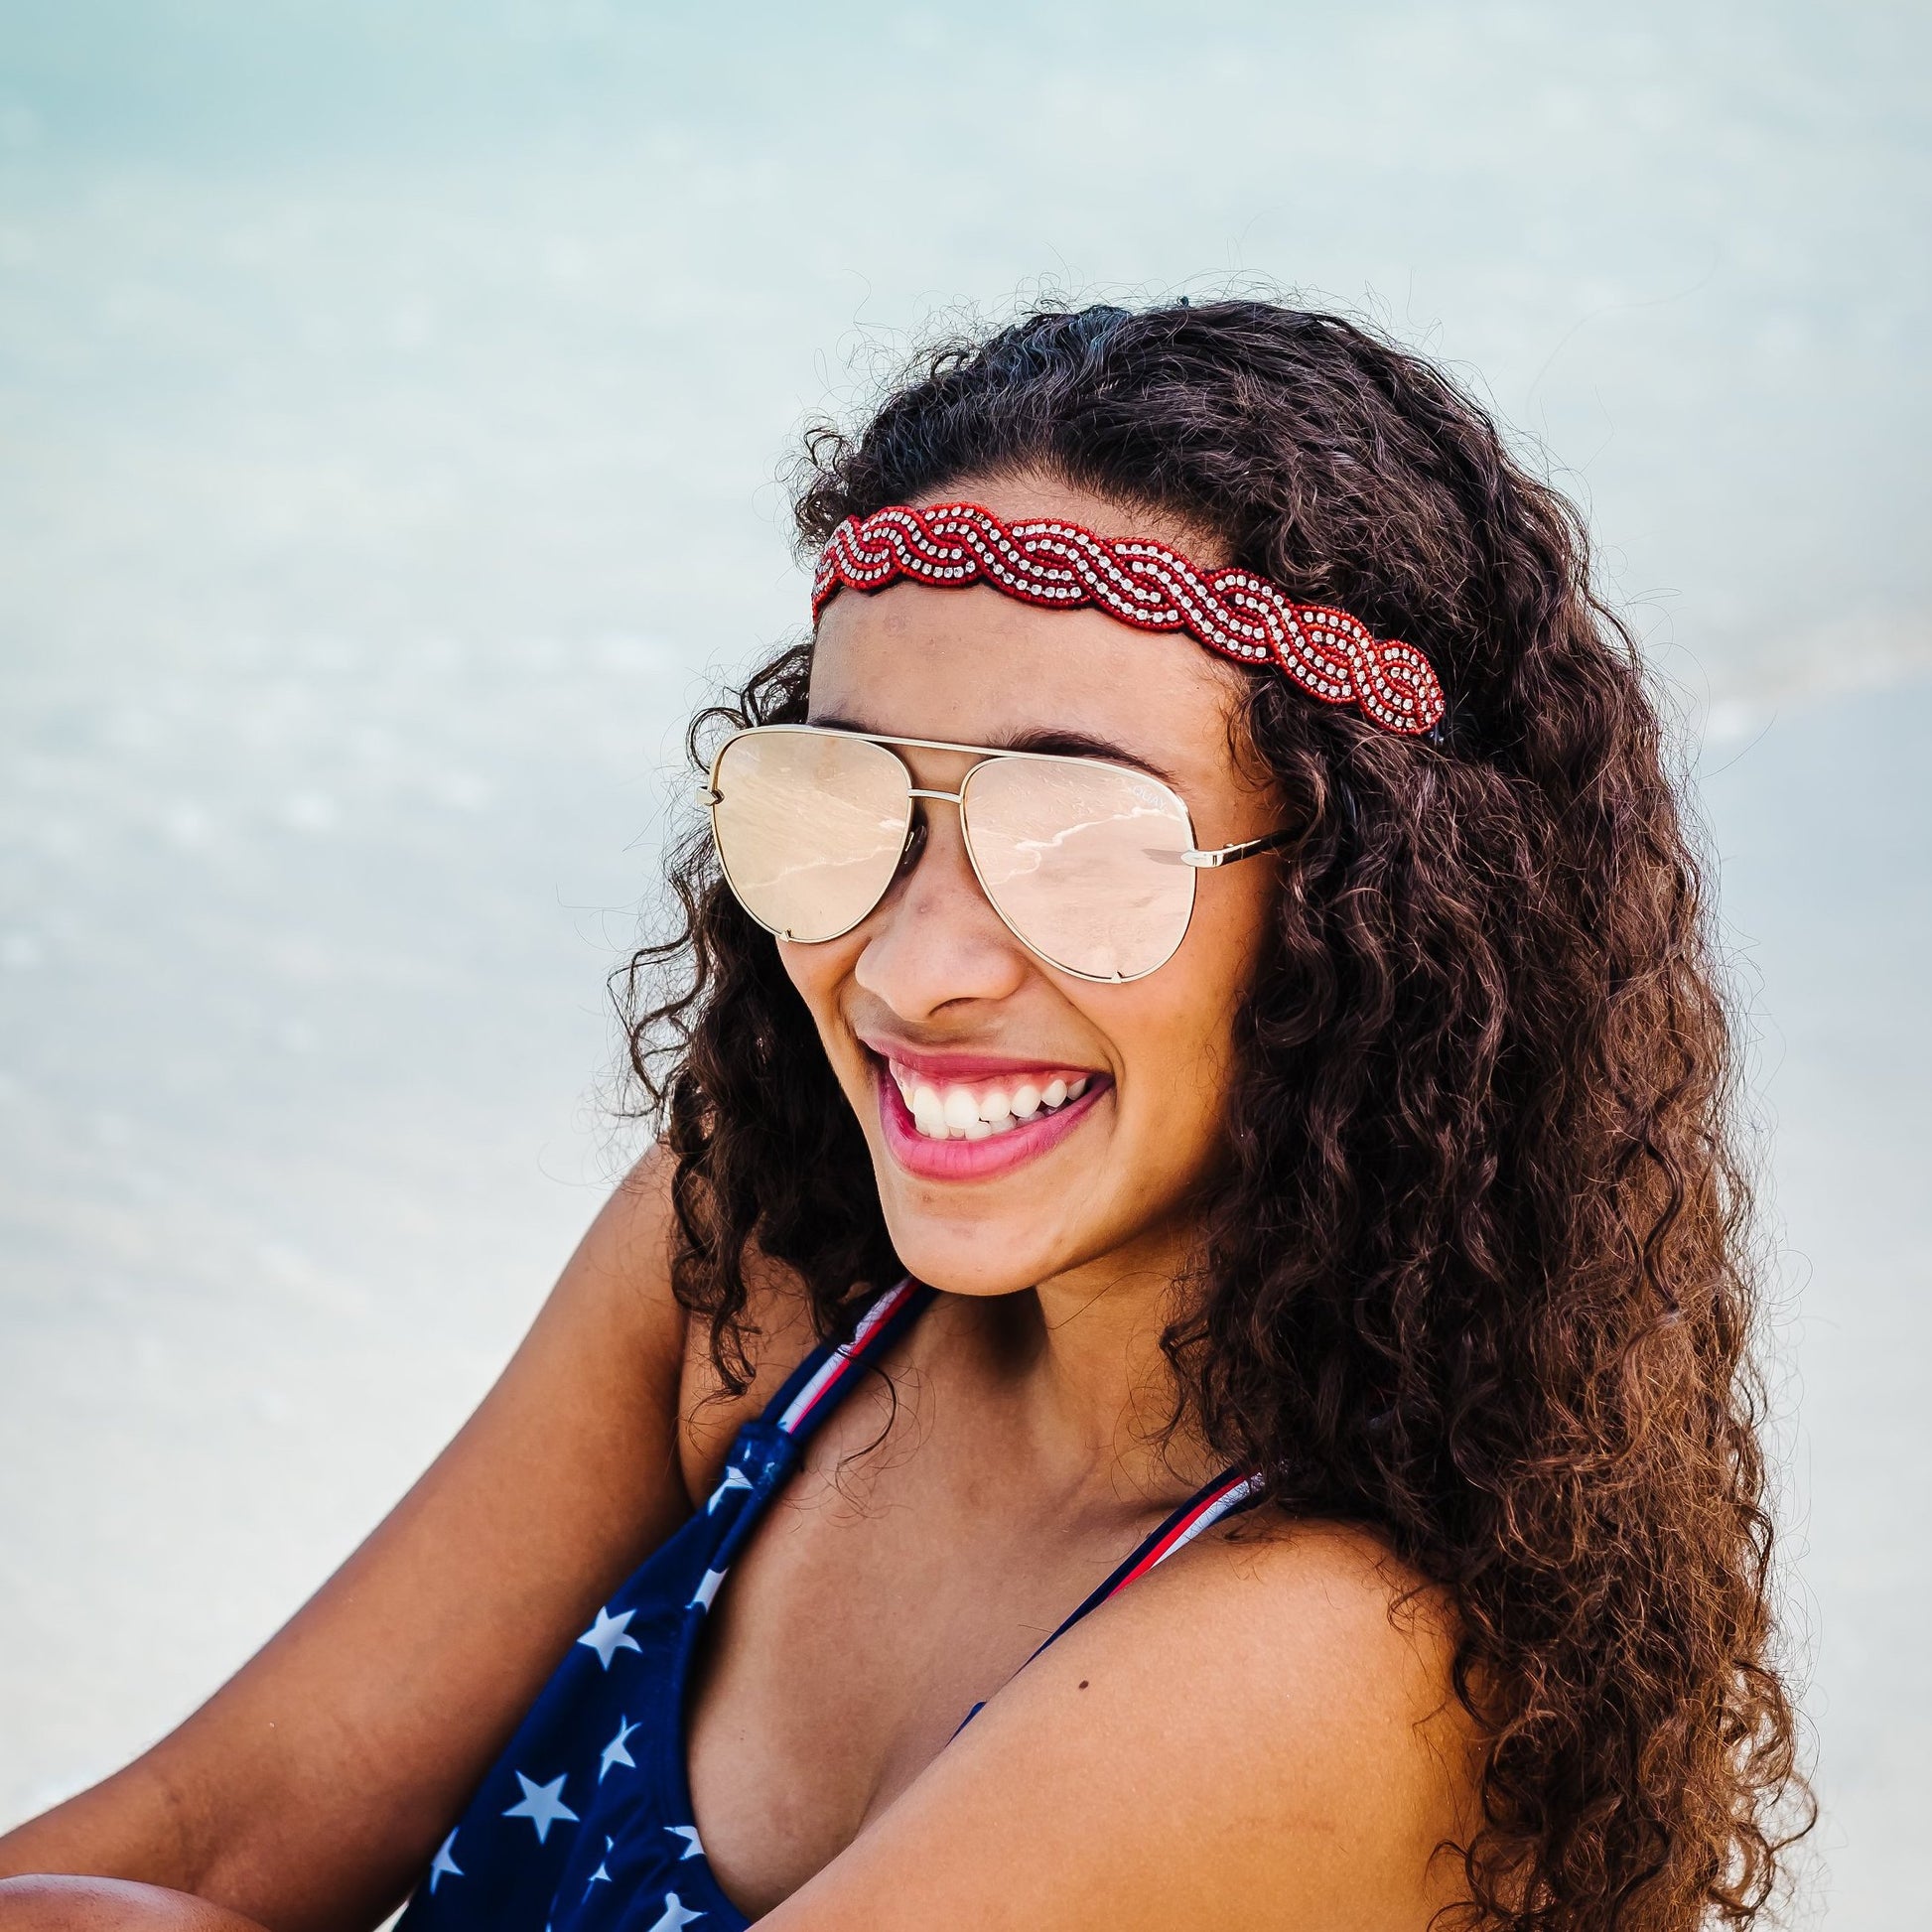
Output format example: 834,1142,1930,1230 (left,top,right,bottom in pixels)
811,500,1446,737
